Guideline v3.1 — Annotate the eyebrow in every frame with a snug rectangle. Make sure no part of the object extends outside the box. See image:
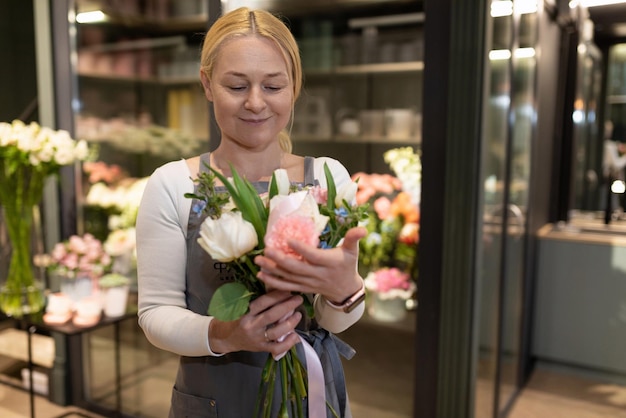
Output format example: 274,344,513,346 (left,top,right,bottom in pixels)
225,71,287,79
